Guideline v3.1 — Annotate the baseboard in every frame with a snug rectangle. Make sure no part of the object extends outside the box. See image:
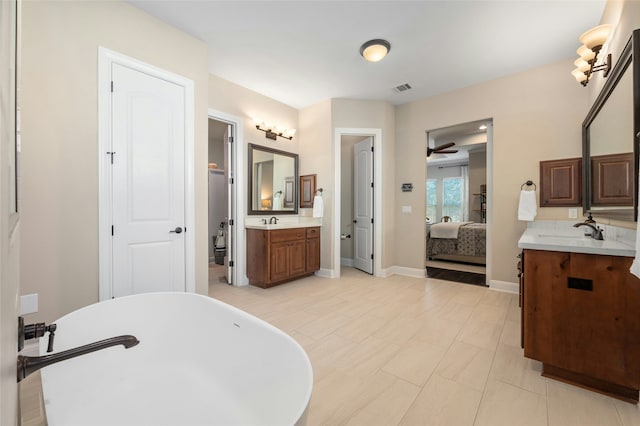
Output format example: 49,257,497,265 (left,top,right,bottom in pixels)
489,280,519,294
316,268,337,278
340,257,354,267
381,266,426,278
